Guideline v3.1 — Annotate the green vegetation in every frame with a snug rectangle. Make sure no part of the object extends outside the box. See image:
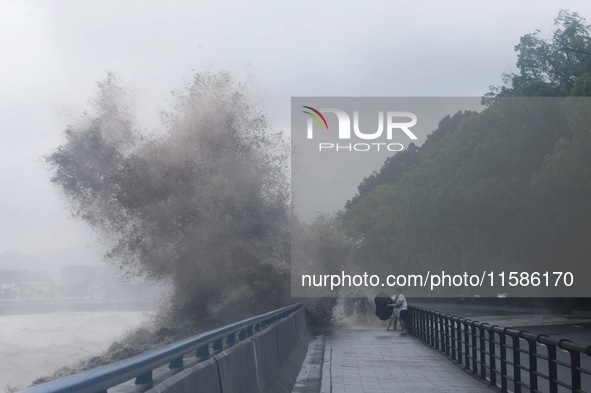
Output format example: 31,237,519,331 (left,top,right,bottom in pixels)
341,11,591,295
